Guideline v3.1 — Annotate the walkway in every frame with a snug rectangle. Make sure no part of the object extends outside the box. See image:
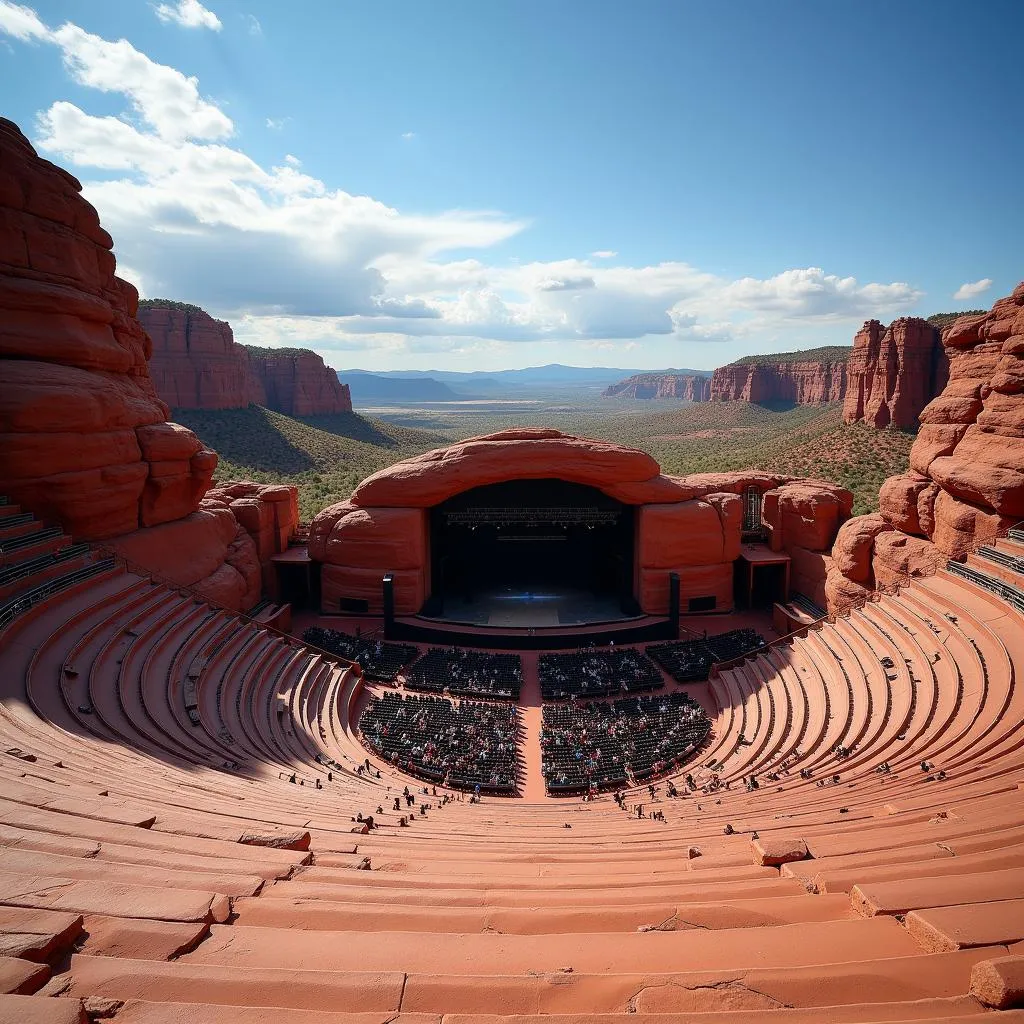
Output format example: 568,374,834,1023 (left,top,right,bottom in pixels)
516,651,547,800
